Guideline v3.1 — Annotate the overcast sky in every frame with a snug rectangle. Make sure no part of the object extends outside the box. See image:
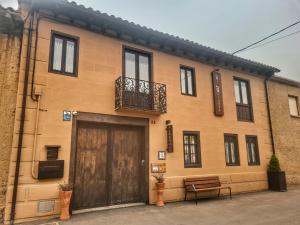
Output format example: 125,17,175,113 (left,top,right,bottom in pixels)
2,0,300,81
